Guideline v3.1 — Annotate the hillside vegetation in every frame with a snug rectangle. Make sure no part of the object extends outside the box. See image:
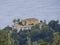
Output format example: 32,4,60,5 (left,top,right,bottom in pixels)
0,20,60,45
